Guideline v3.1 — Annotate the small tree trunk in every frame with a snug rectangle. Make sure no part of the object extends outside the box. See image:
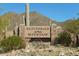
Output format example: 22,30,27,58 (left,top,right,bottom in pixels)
75,34,79,47
74,34,77,47
70,33,74,46
70,33,77,47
